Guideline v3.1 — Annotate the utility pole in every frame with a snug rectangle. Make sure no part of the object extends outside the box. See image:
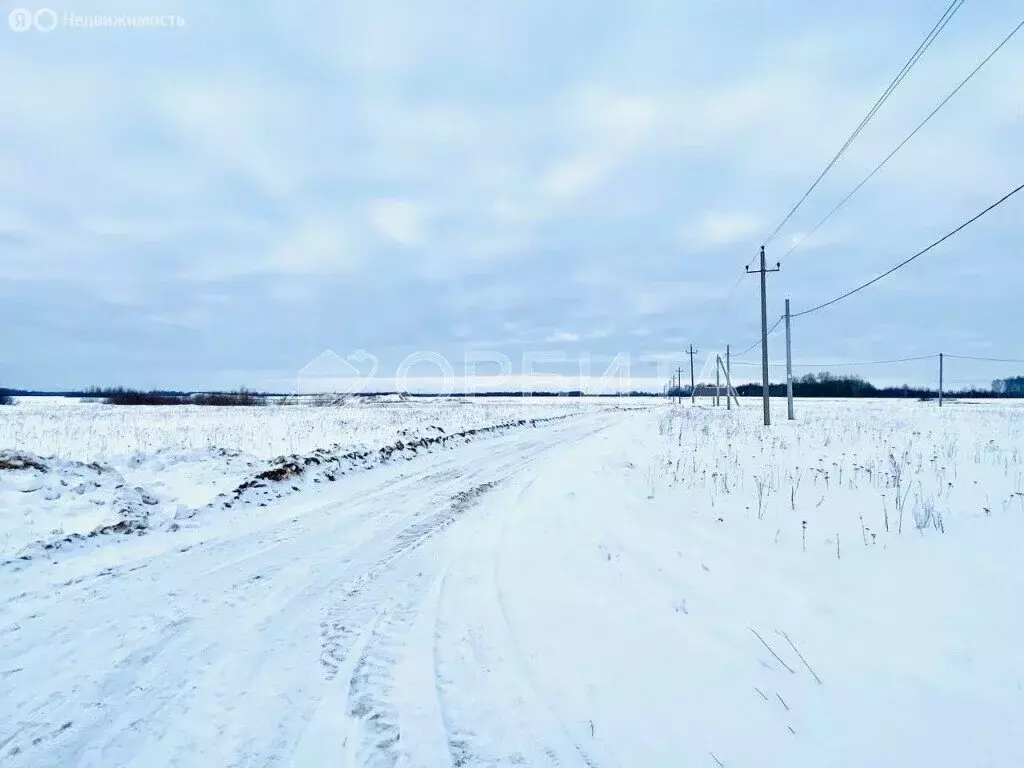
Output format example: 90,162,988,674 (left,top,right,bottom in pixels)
746,246,780,426
726,344,732,411
939,353,944,407
785,298,794,421
716,360,724,409
719,355,740,408
676,367,683,405
686,345,697,404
